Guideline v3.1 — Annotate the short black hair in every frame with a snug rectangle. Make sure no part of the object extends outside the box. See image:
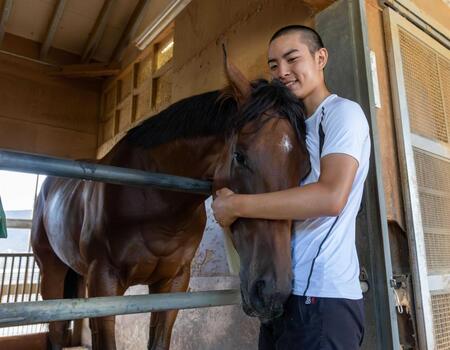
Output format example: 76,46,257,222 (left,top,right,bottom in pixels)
270,25,324,55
